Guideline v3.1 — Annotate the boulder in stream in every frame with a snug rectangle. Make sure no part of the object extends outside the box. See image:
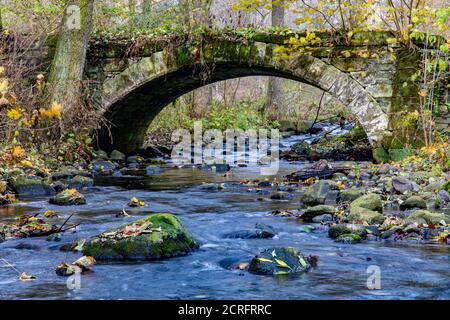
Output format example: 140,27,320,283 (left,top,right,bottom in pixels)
248,247,311,276
49,189,86,205
222,223,275,239
83,213,198,261
8,175,55,198
286,159,334,181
